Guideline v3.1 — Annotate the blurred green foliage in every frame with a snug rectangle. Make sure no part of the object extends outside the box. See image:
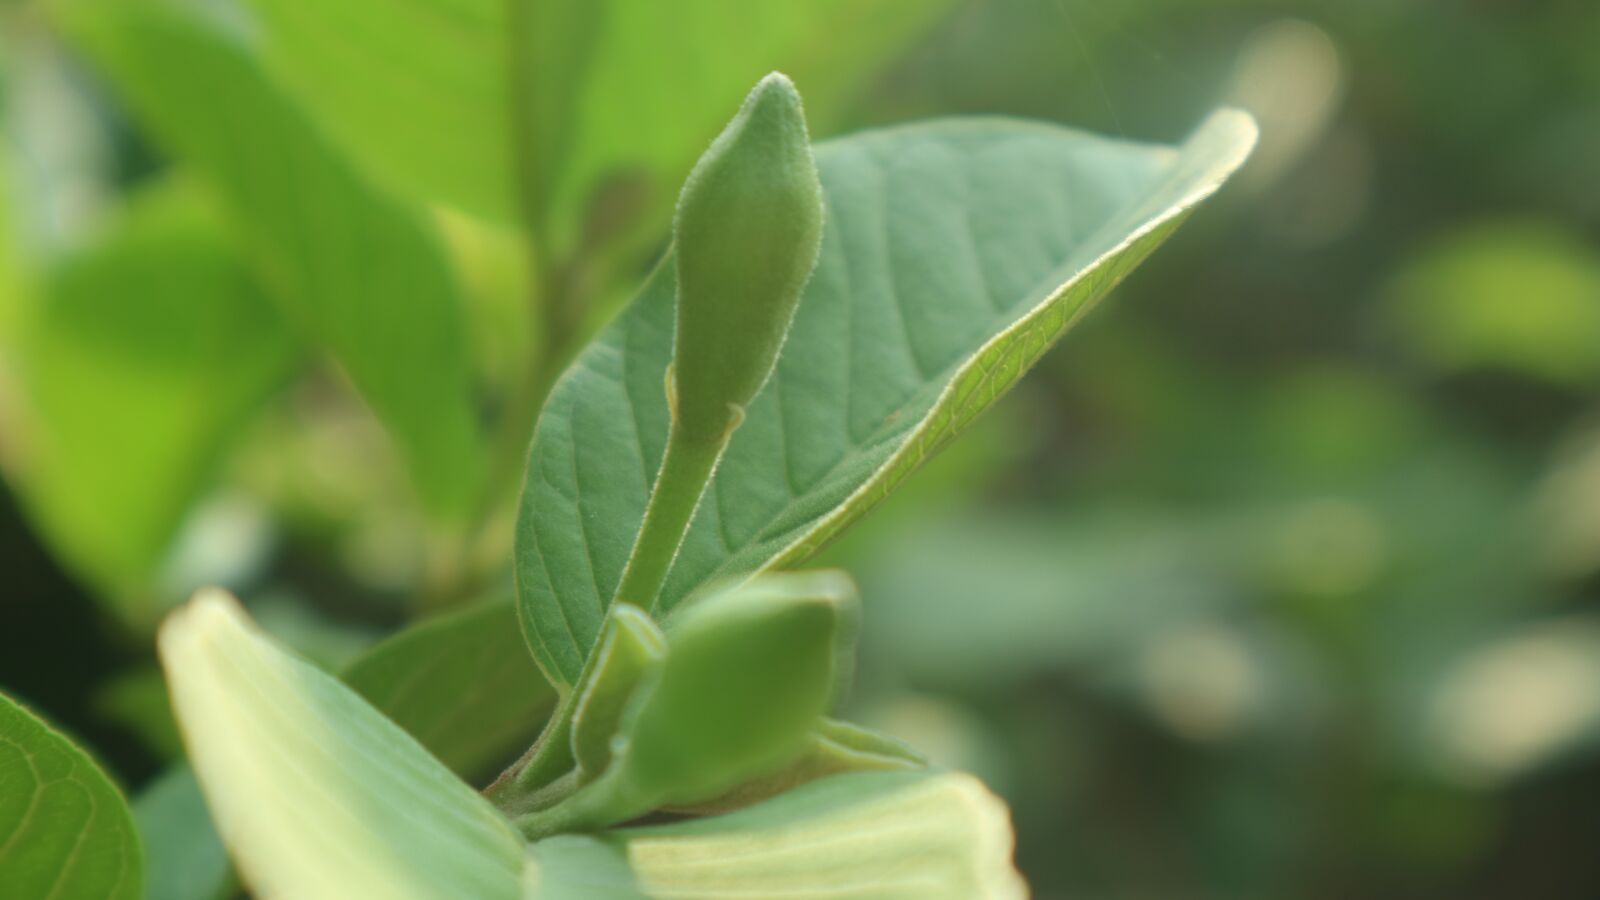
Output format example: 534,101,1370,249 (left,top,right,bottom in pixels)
3,0,1599,897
